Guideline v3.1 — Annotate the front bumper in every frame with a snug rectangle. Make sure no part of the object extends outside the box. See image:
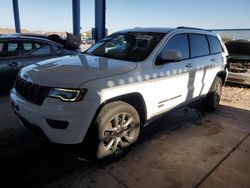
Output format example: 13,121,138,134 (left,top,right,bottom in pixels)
227,72,250,85
10,88,98,144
